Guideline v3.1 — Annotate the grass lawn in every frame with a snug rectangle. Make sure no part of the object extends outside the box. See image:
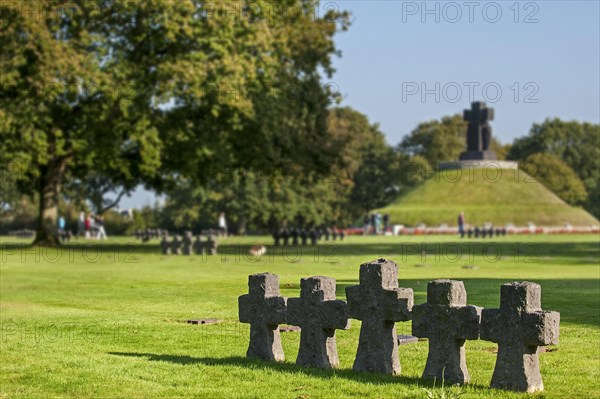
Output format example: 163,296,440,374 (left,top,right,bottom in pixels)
1,234,599,398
